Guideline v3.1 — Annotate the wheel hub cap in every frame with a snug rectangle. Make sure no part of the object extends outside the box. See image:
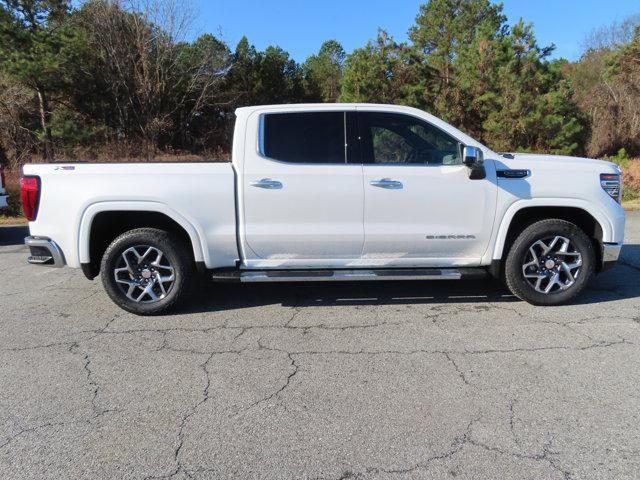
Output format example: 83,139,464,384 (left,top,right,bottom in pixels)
544,259,556,269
